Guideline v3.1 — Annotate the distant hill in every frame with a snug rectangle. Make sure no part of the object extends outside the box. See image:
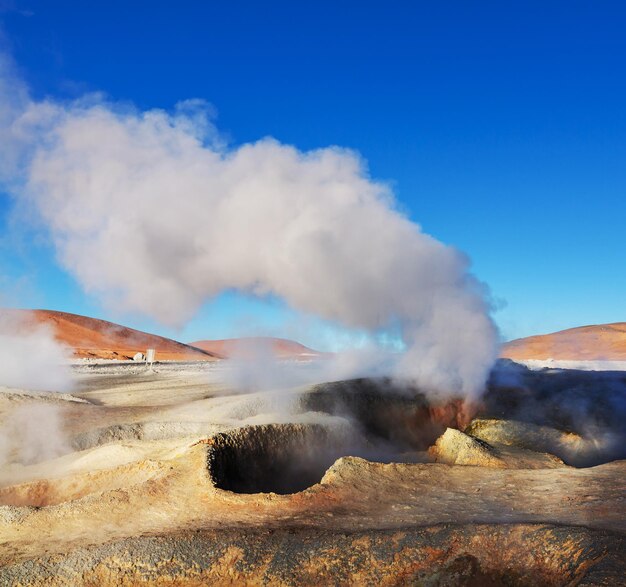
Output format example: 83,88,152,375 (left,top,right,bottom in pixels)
16,309,623,364
0,309,220,361
502,323,626,361
190,337,324,360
